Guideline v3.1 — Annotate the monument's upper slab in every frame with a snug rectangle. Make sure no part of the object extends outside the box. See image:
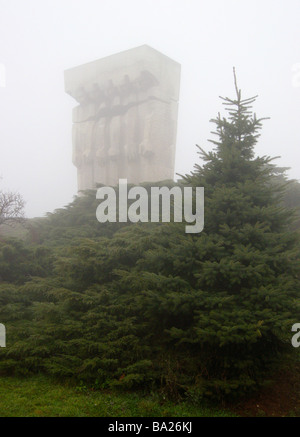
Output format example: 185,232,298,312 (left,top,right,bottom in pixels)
64,45,181,104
